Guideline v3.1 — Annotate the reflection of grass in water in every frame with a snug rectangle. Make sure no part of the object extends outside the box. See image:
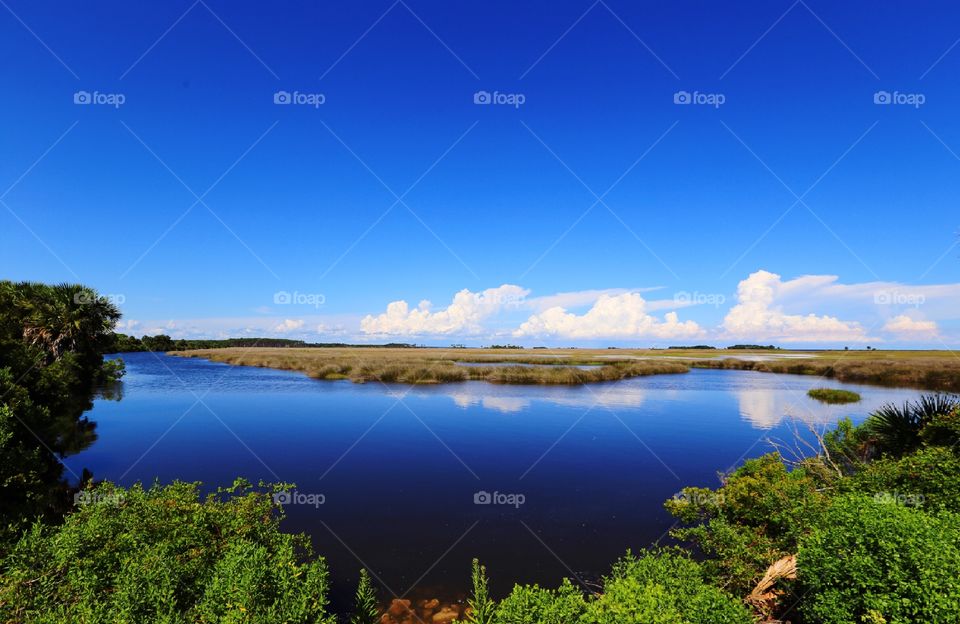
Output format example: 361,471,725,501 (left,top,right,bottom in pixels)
806,388,861,404
172,348,689,385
